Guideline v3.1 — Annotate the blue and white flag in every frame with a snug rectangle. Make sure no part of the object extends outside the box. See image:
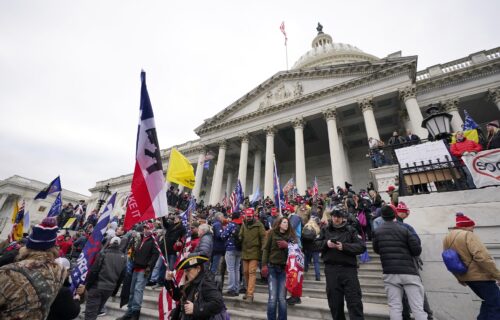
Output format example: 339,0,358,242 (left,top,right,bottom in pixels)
179,197,196,253
249,187,261,204
47,193,62,217
463,110,479,131
70,193,117,293
273,158,285,214
34,176,62,200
